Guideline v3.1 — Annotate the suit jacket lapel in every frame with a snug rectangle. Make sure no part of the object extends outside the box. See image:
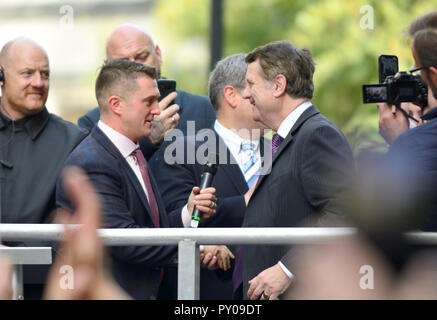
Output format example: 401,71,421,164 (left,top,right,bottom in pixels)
147,165,170,227
91,126,154,221
122,163,154,220
253,105,320,192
